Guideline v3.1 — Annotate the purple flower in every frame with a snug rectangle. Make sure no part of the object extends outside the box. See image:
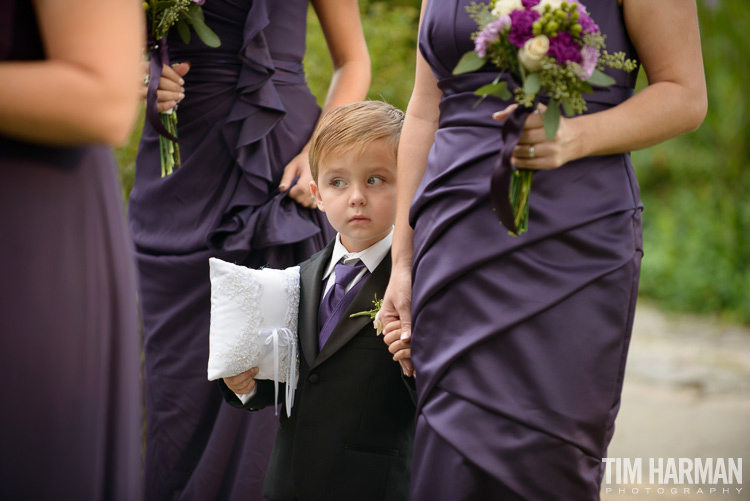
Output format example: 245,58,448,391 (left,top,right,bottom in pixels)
578,11,600,35
578,45,599,80
548,31,582,65
474,17,509,57
508,10,540,48
522,0,540,8
192,0,206,5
